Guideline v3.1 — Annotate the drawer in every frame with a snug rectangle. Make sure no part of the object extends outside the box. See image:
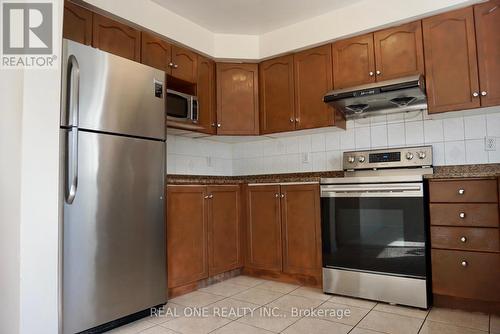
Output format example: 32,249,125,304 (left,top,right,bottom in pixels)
429,179,498,203
431,249,500,302
430,203,499,227
431,226,499,252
